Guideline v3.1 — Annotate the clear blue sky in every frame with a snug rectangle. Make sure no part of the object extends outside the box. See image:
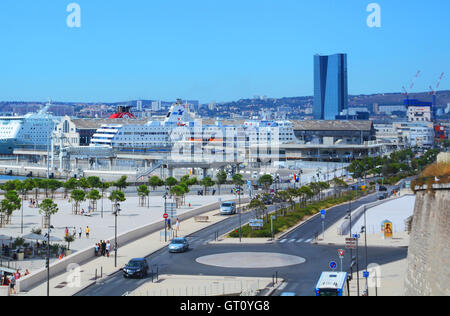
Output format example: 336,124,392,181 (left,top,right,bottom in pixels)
0,0,449,103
